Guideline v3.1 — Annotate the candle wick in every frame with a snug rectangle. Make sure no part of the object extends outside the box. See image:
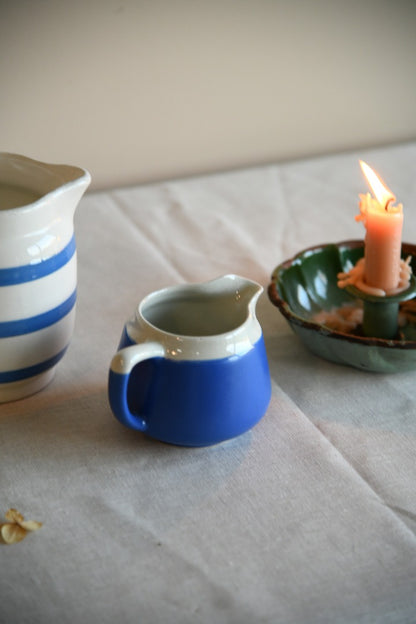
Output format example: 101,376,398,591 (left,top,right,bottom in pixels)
384,197,394,211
